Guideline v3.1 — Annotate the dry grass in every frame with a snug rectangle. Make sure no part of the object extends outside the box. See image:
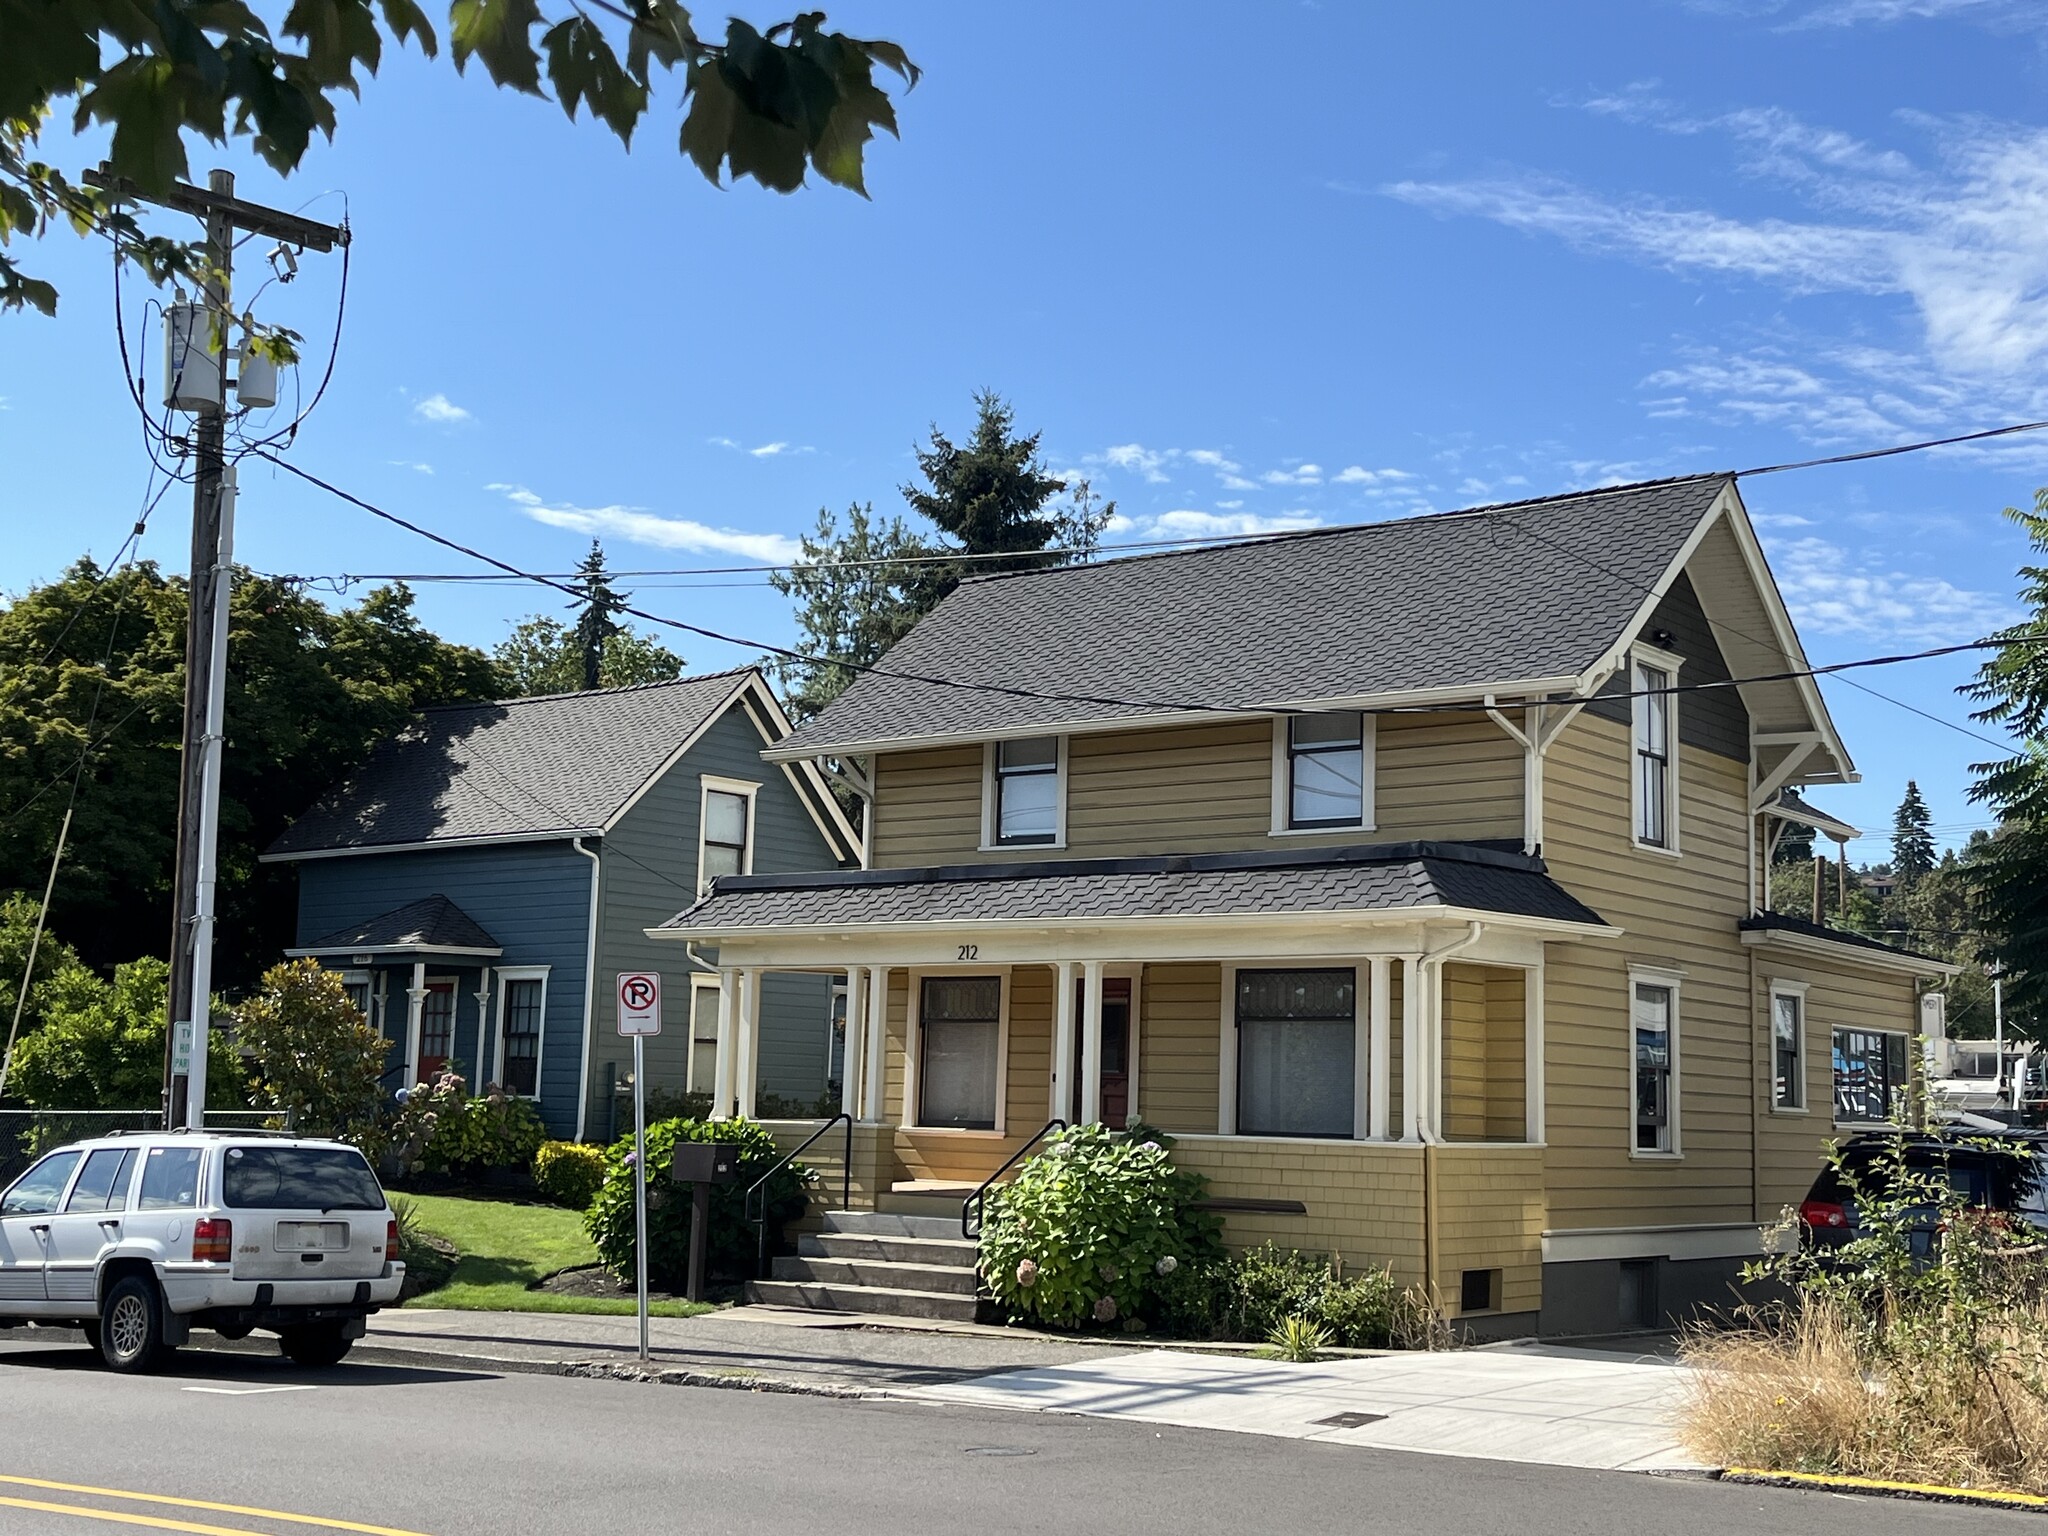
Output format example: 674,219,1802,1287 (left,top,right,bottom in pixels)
1681,1298,2048,1495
